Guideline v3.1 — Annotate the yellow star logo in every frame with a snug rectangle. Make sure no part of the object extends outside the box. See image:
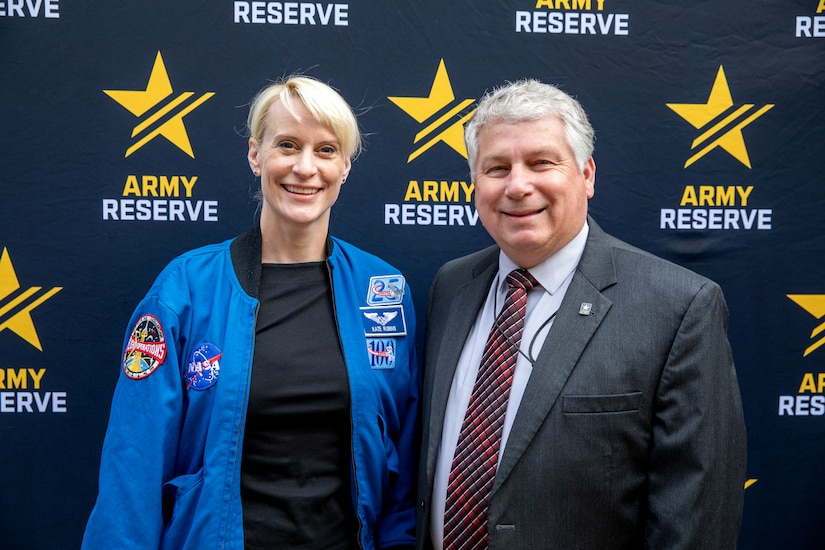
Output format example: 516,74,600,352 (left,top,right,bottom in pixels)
667,66,773,168
104,51,214,158
388,59,476,162
787,294,825,357
0,248,62,351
